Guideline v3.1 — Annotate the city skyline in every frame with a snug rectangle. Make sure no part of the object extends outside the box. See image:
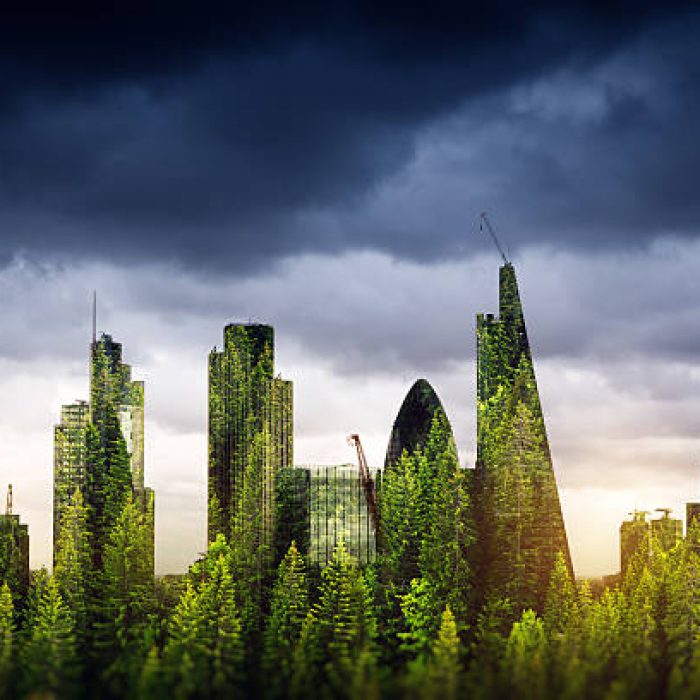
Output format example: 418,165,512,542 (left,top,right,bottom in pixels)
3,252,699,579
